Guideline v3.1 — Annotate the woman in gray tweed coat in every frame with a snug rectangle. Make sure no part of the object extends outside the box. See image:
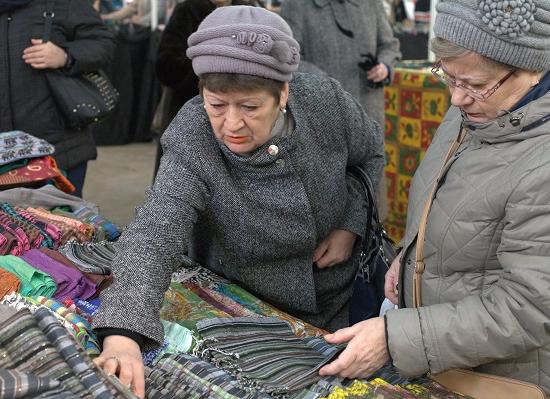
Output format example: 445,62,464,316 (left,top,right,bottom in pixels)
92,6,384,397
